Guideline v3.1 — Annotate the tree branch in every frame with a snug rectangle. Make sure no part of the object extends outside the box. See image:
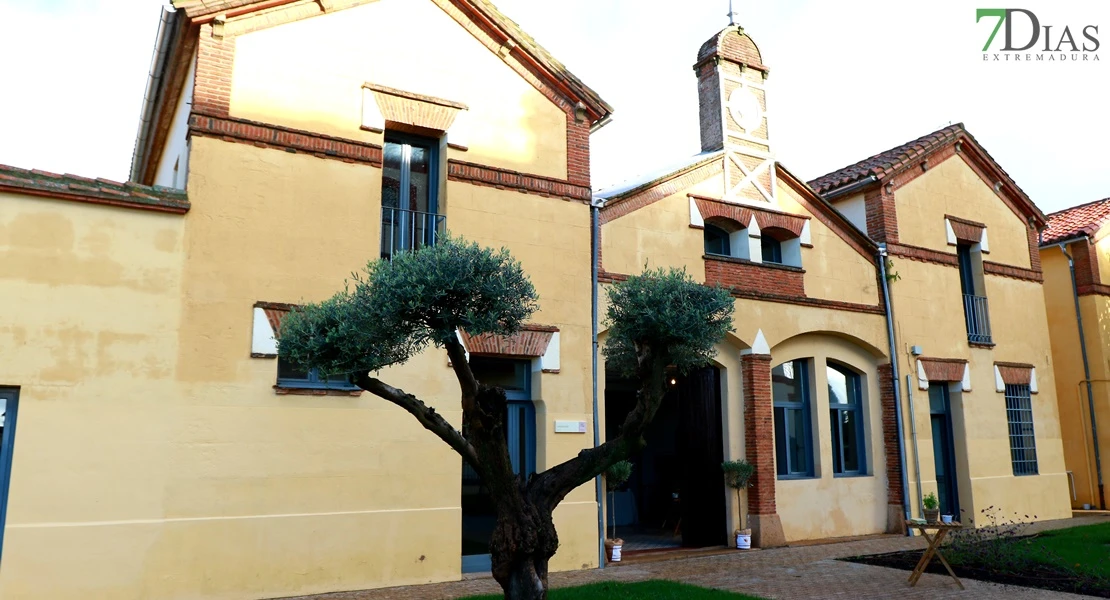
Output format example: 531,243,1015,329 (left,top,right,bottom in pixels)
528,348,668,509
444,336,480,412
353,372,482,472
